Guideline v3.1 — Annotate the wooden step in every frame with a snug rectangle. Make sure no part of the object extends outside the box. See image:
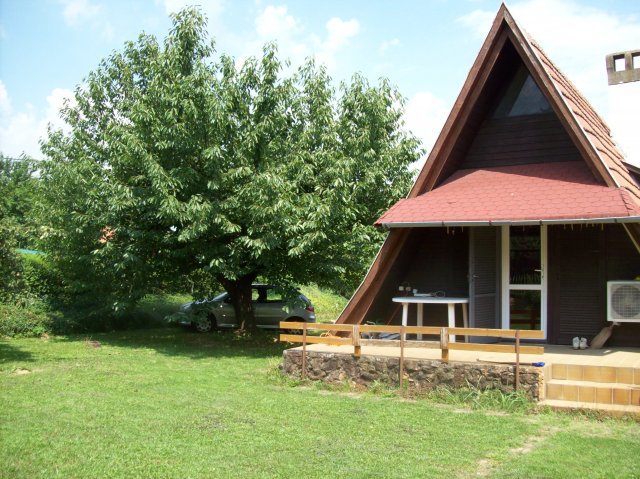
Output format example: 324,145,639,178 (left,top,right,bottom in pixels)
546,378,640,406
539,399,640,418
549,363,640,384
